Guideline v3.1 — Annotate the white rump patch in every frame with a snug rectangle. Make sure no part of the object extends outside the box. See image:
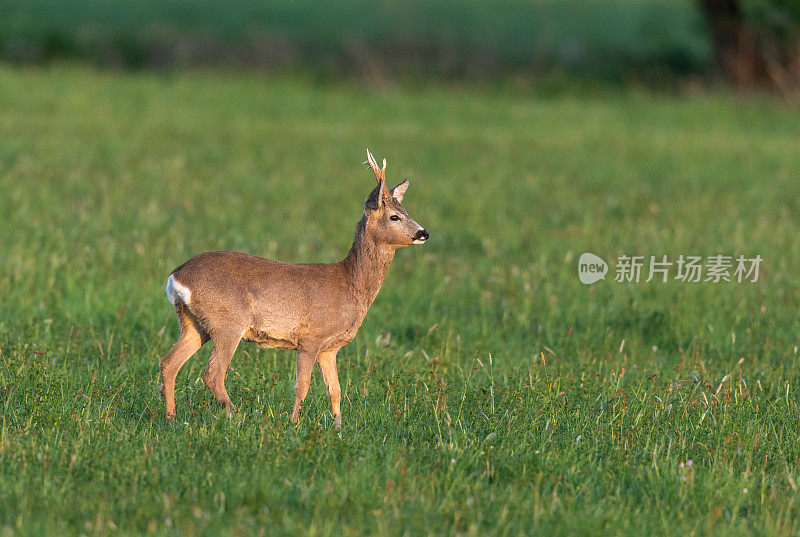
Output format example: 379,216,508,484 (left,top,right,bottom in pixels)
166,274,192,305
